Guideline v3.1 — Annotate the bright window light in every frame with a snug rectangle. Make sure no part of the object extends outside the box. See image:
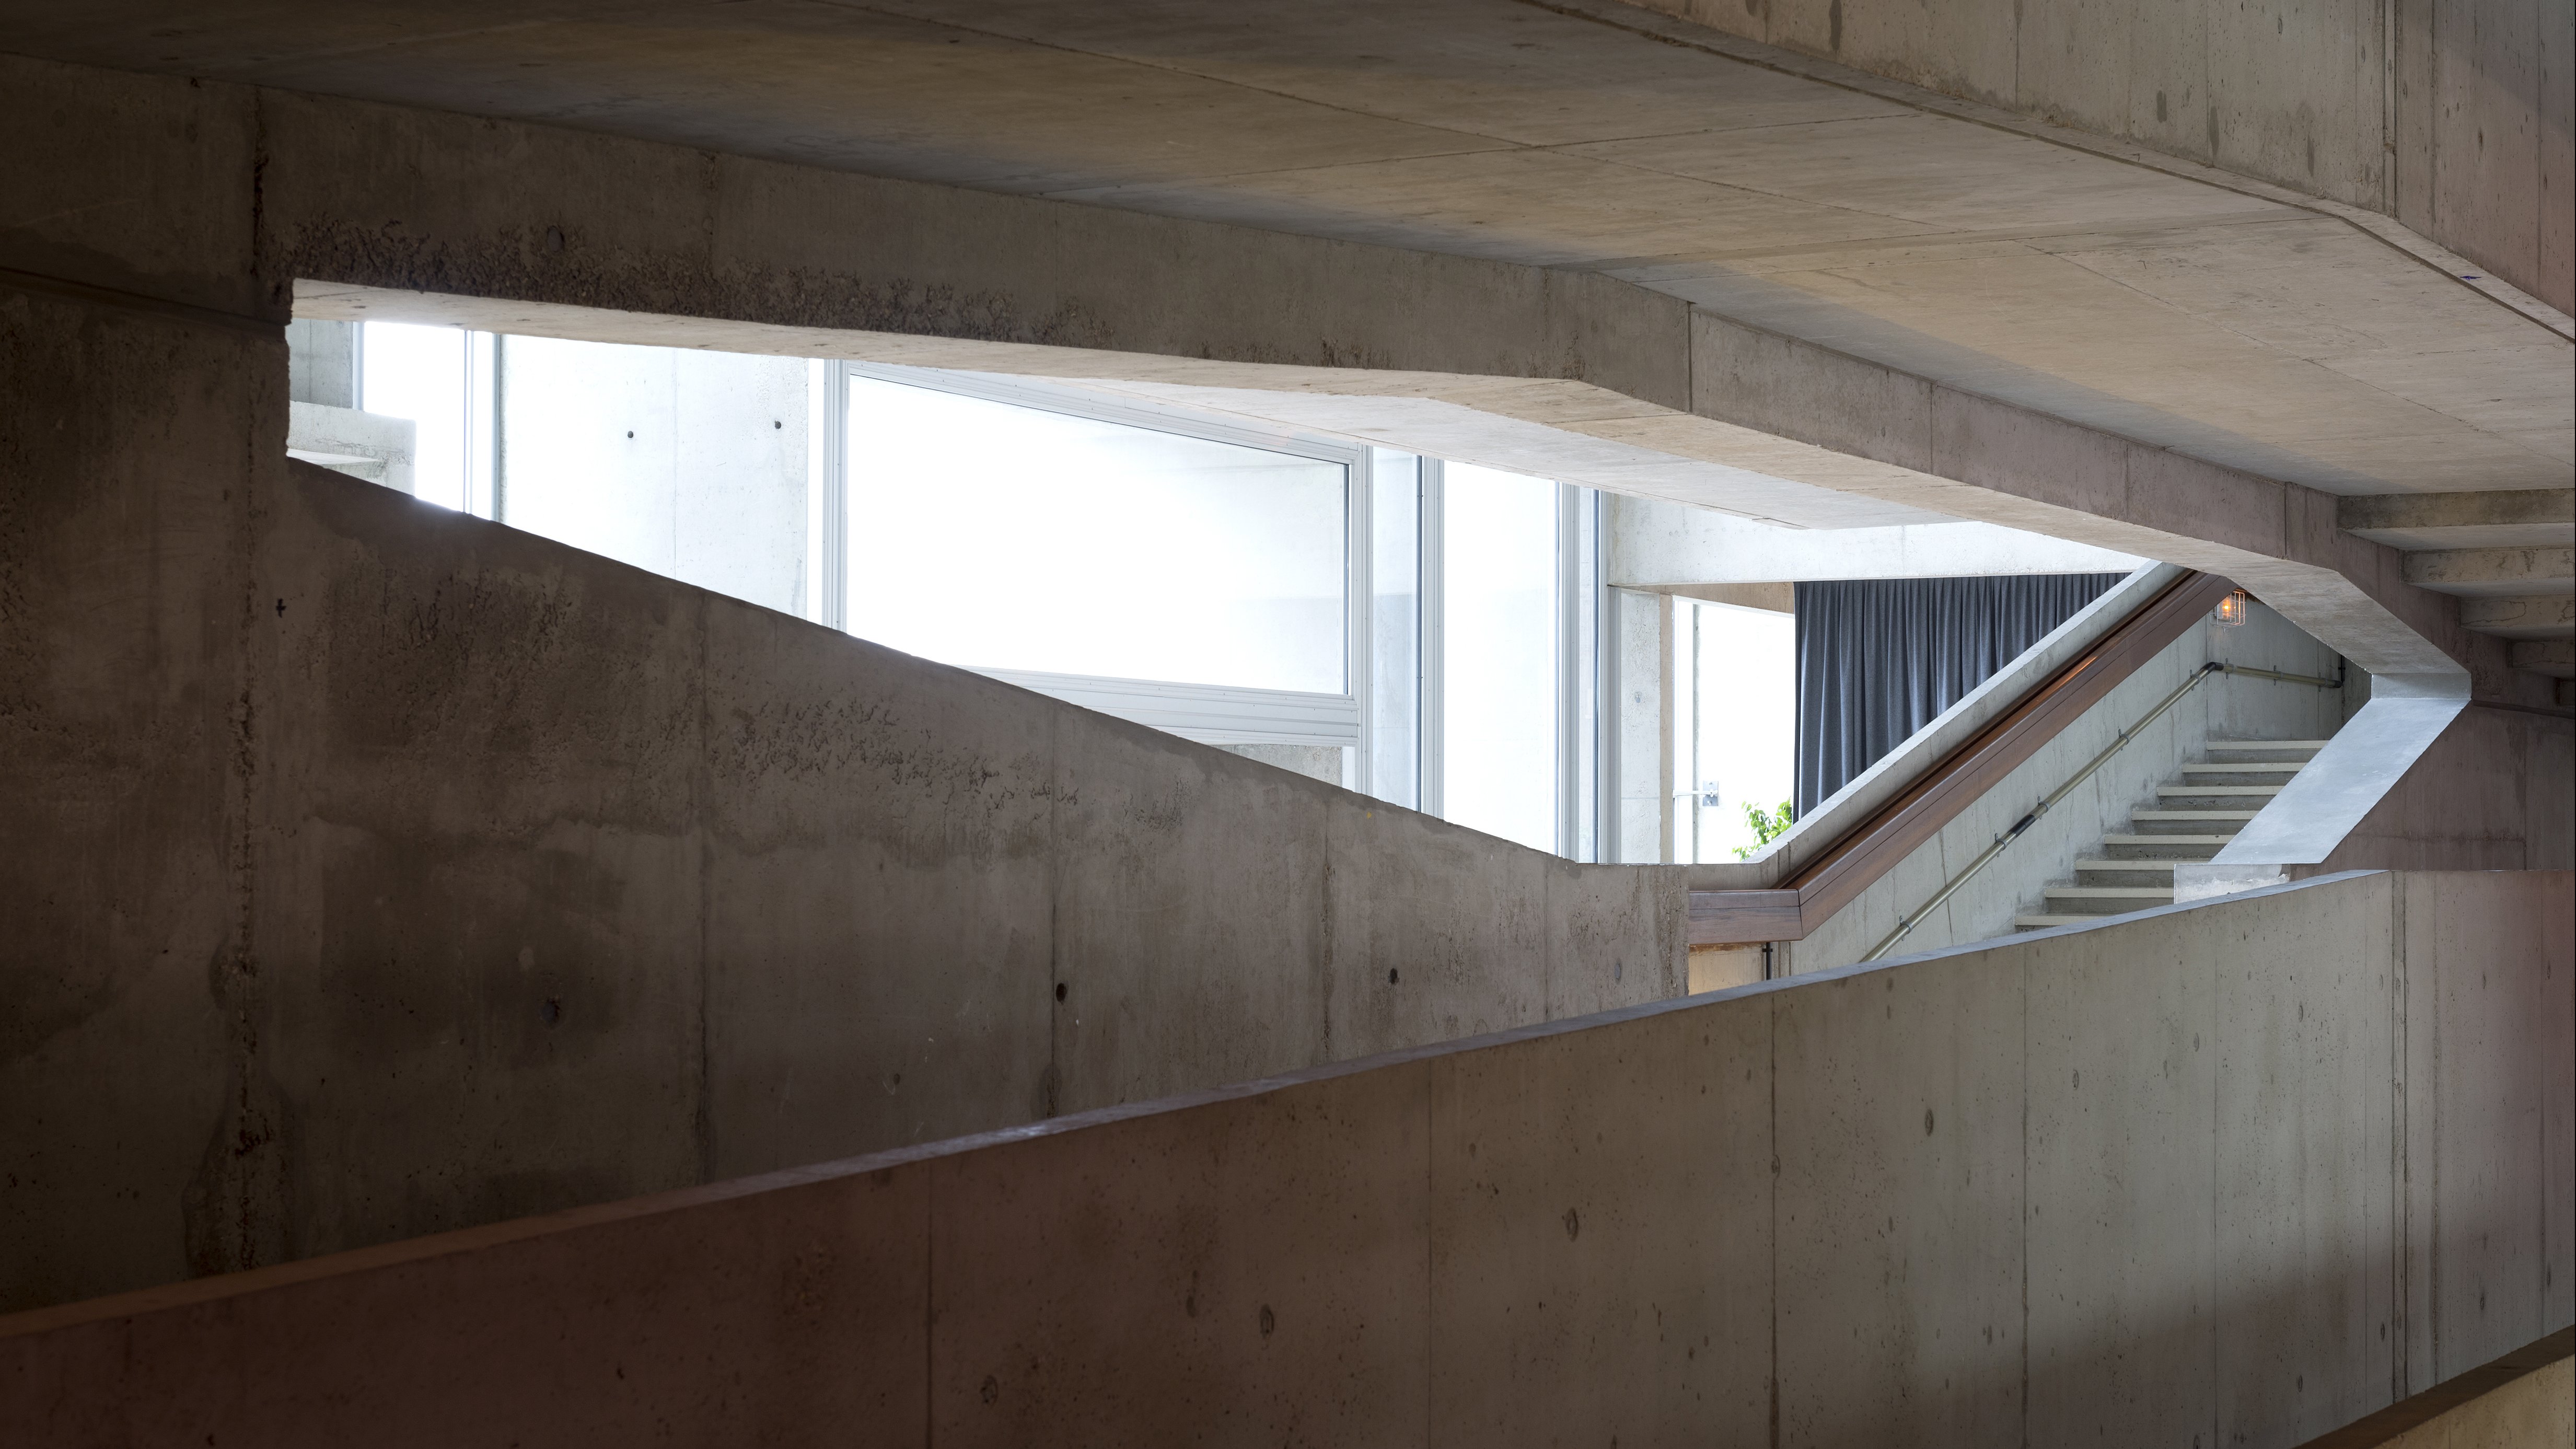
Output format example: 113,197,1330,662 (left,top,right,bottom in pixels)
844,375,1348,695
1689,600,1796,862
359,322,469,511
1442,461,1558,853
